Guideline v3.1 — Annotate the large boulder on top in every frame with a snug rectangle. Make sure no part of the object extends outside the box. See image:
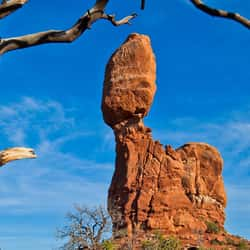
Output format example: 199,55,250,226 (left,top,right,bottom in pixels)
102,33,156,127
